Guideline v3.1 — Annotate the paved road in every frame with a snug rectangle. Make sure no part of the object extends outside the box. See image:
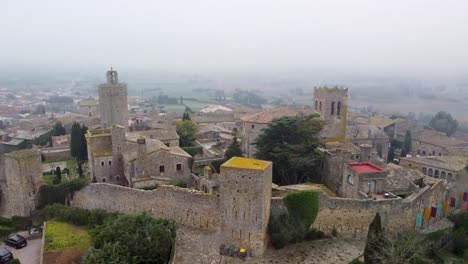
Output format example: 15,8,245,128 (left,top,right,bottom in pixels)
3,231,41,264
